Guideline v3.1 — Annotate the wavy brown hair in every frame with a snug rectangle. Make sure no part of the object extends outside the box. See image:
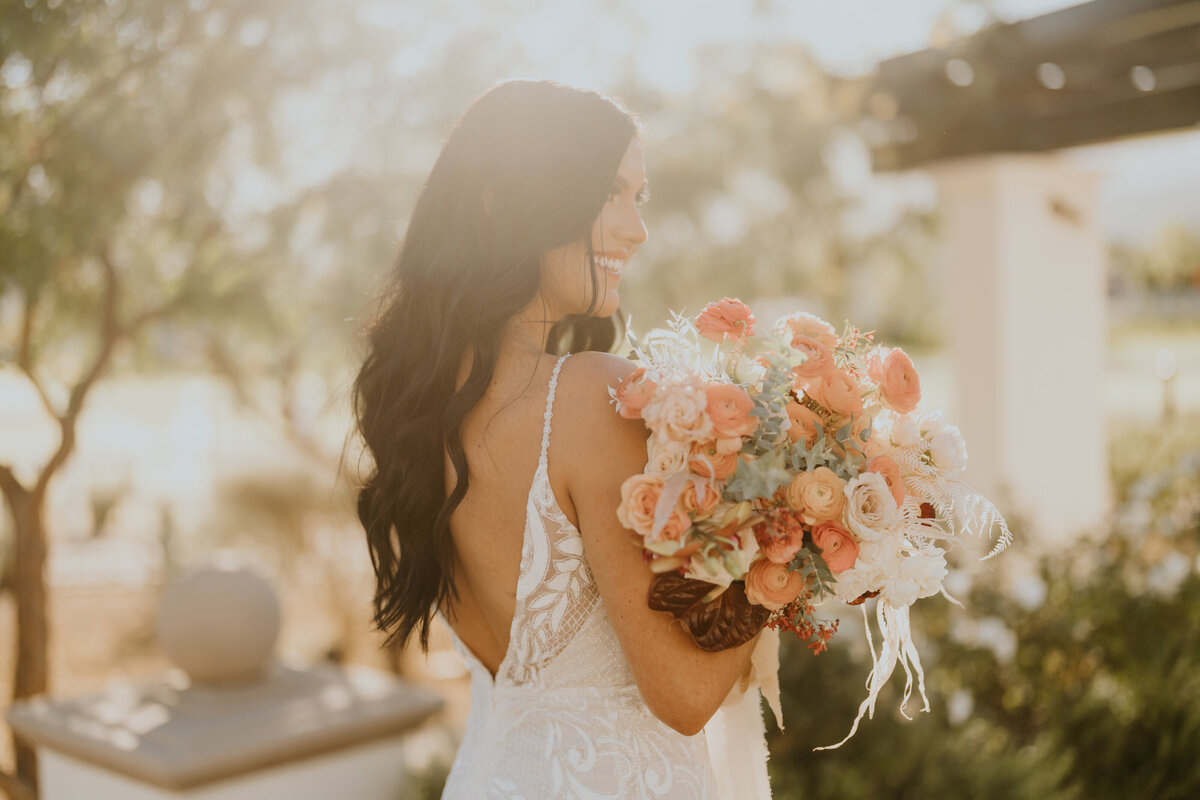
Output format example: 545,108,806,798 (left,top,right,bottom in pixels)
354,81,638,652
